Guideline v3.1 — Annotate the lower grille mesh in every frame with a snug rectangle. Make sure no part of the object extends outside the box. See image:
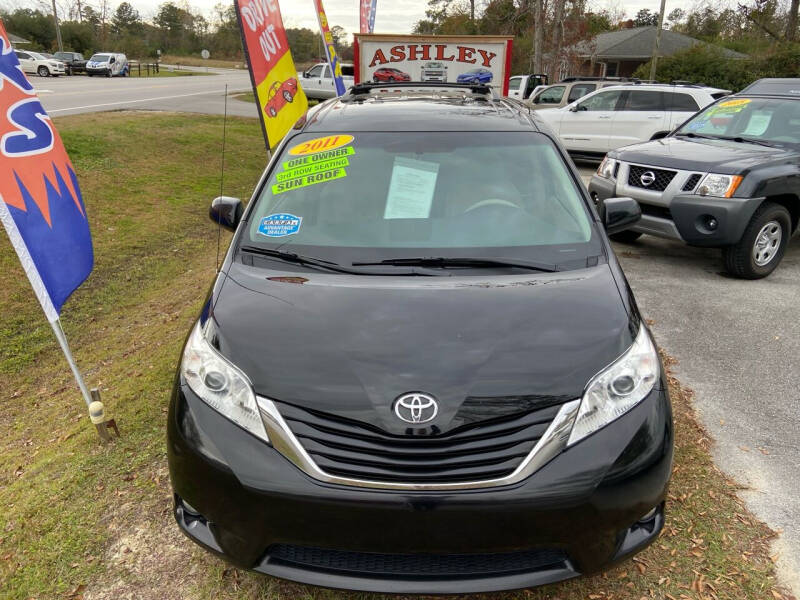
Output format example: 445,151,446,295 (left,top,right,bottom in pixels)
268,544,569,576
